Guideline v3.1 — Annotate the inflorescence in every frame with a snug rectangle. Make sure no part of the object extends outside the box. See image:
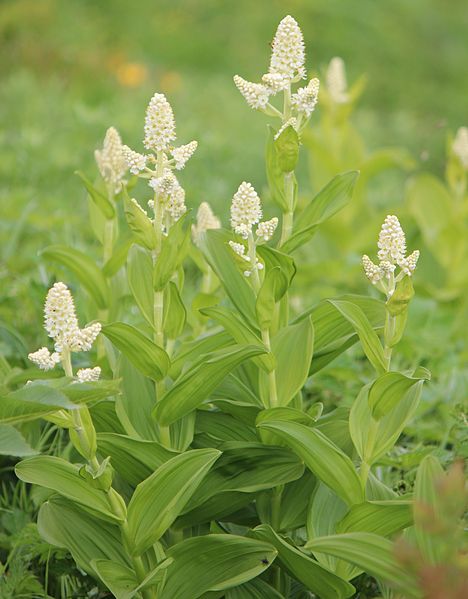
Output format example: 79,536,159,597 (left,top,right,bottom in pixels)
233,16,319,134
94,127,128,193
362,215,419,297
29,283,101,379
453,126,468,170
